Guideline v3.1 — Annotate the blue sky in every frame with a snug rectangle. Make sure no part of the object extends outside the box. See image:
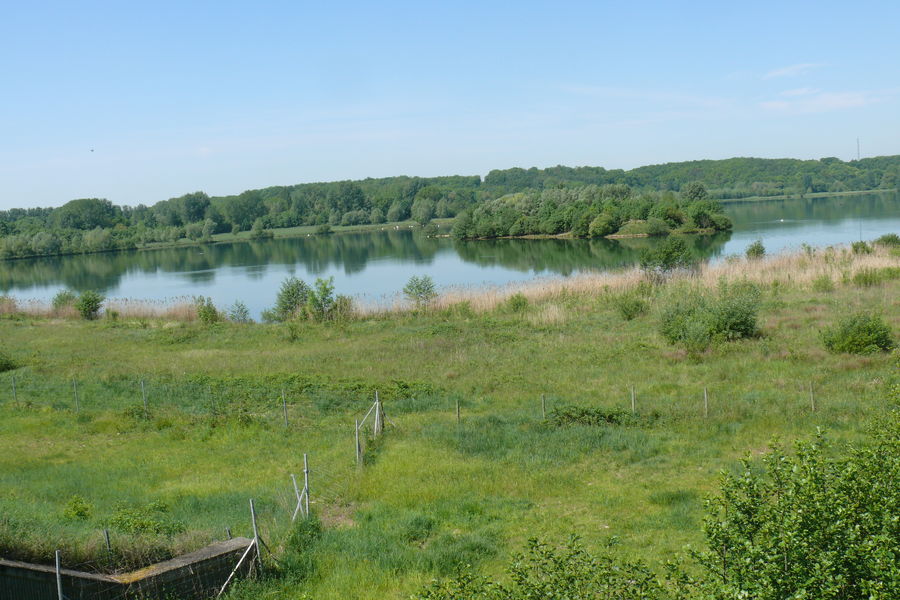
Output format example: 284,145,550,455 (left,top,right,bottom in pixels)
1,1,898,209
